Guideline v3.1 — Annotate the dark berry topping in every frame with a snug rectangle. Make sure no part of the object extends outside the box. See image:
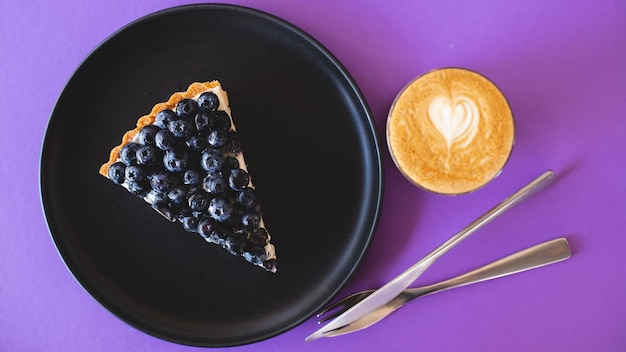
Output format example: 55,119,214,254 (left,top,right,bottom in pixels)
225,131,241,154
228,168,250,191
207,130,228,148
256,227,270,243
125,165,147,183
152,203,176,222
108,162,126,184
242,212,261,229
202,173,227,195
212,111,232,131
182,216,200,232
127,179,150,196
175,98,199,118
198,92,219,111
200,149,224,173
137,125,161,145
236,187,258,208
208,197,233,222
198,218,217,239
168,117,194,139
149,171,173,193
120,142,141,165
183,169,202,186
168,186,187,204
155,129,177,151
155,109,176,129
195,111,213,132
136,145,159,166
222,156,239,173
227,233,246,255
188,191,211,212
147,190,169,205
163,149,189,173
186,135,206,151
